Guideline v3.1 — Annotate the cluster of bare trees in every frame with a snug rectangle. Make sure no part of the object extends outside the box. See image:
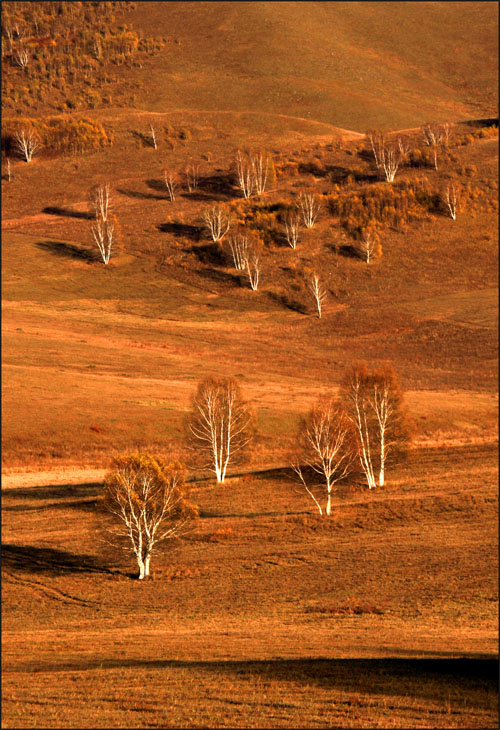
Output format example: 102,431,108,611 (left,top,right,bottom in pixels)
227,233,262,290
367,123,454,180
294,363,408,513
367,130,405,183
103,365,408,577
234,150,273,198
202,203,232,243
